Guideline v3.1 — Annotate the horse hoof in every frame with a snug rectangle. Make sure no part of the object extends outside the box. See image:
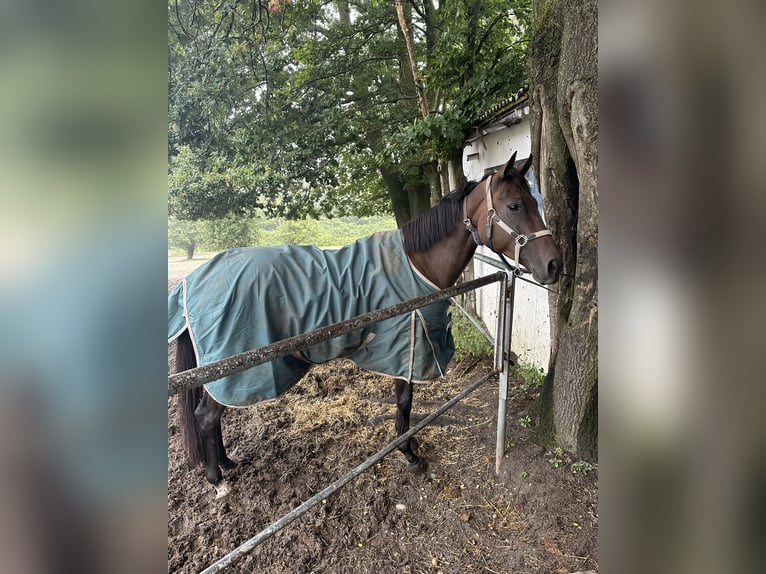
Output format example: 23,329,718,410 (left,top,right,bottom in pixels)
221,457,238,470
213,480,231,498
406,459,428,474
